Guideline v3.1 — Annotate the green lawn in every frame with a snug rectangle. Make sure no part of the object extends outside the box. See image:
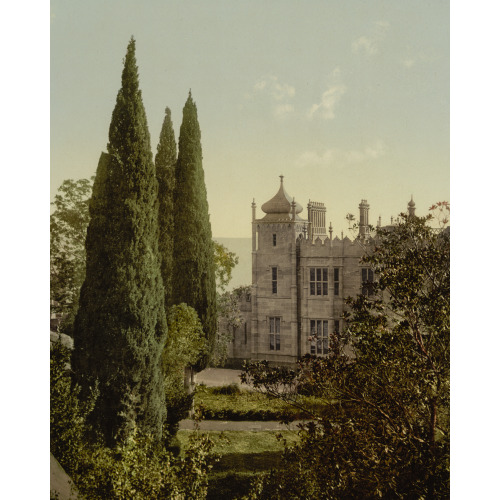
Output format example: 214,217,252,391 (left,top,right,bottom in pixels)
194,384,324,421
178,430,300,500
